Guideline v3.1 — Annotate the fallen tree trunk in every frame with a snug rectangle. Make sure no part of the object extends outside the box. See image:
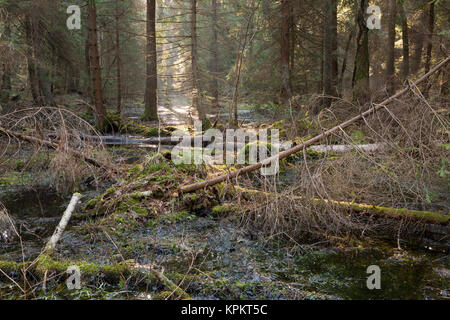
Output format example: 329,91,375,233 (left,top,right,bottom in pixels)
0,257,191,300
45,193,82,252
237,187,449,225
34,192,190,299
79,134,202,146
0,127,119,174
180,56,450,193
309,143,384,153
